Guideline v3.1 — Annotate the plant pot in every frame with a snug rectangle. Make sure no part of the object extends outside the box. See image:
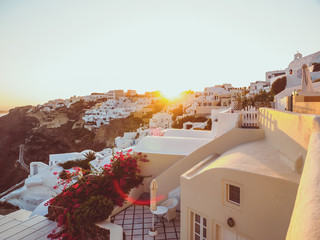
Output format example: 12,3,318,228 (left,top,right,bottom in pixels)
148,228,158,236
